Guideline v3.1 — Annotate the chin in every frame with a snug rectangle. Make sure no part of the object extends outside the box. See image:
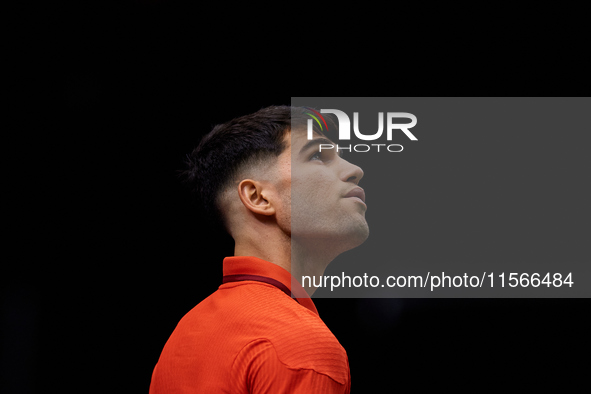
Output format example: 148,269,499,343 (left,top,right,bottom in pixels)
332,220,370,253
349,222,370,248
